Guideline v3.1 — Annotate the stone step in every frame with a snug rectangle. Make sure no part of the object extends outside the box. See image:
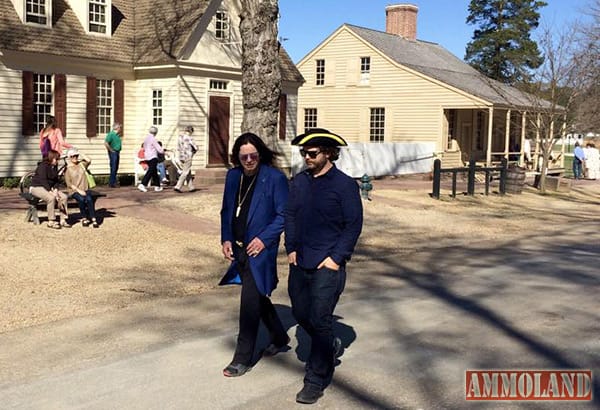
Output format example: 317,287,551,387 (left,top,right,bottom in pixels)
194,168,228,185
